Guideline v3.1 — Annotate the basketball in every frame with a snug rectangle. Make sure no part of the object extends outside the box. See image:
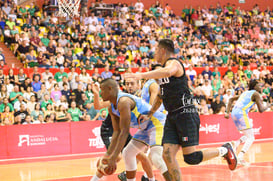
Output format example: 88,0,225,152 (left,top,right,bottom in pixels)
96,157,117,175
